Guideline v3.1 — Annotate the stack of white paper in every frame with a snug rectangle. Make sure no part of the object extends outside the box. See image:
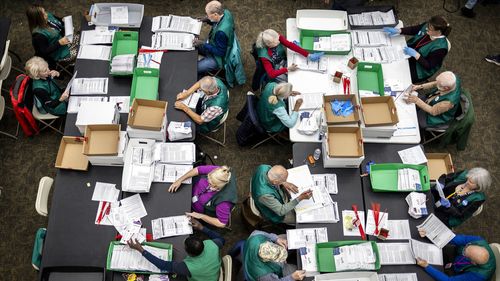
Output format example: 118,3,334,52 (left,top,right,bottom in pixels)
405,192,428,219
378,273,418,281
410,239,443,265
77,45,112,60
152,215,193,239
334,242,377,271
151,32,195,51
314,34,351,52
417,213,455,248
289,93,324,110
352,31,390,47
80,29,115,45
398,168,422,191
353,46,407,63
110,245,169,272
386,220,412,240
152,15,202,35
153,142,196,164
377,242,415,265
92,182,120,202
71,78,108,95
181,90,203,109
111,54,135,74
167,121,193,141
67,96,108,113
287,228,328,249
153,164,193,183
122,140,156,193
137,49,163,69
297,202,339,223
63,16,74,43
348,10,396,26
312,174,338,194
291,53,328,73
299,244,320,276
111,6,129,25
398,146,427,165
